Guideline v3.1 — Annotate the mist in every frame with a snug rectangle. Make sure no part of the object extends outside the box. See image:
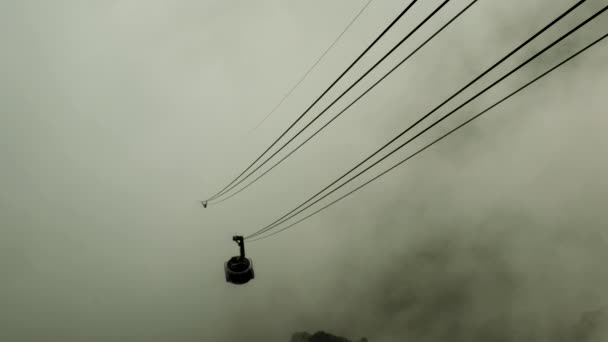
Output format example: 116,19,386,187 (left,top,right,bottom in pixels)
1,0,607,341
